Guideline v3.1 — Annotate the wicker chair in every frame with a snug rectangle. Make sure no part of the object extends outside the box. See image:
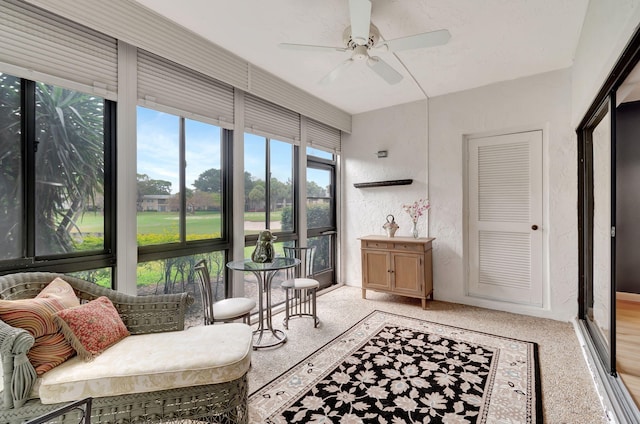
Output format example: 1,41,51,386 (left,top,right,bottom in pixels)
0,272,250,424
